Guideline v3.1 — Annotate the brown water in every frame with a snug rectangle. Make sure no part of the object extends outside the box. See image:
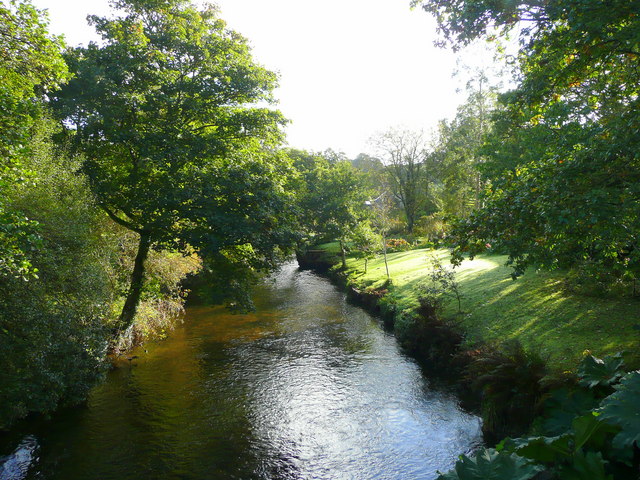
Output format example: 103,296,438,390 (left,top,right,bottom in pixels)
1,262,481,480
